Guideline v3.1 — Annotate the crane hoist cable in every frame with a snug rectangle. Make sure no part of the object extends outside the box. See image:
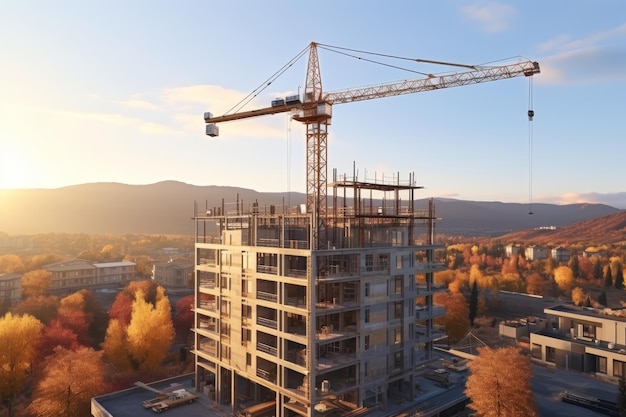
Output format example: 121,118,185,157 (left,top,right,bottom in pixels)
527,76,535,215
224,45,310,116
